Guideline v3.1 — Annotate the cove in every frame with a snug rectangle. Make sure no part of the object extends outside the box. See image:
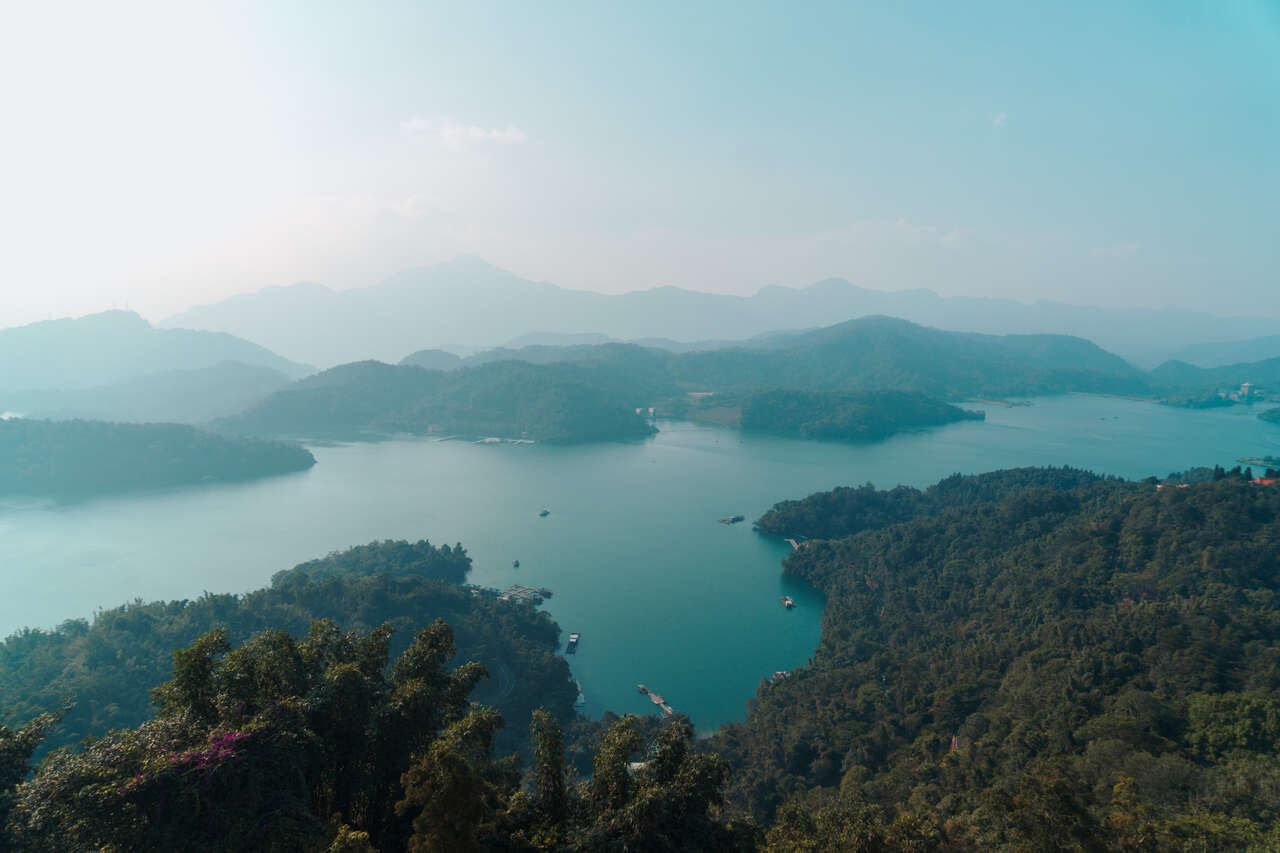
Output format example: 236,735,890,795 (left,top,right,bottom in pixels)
1,394,1277,730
